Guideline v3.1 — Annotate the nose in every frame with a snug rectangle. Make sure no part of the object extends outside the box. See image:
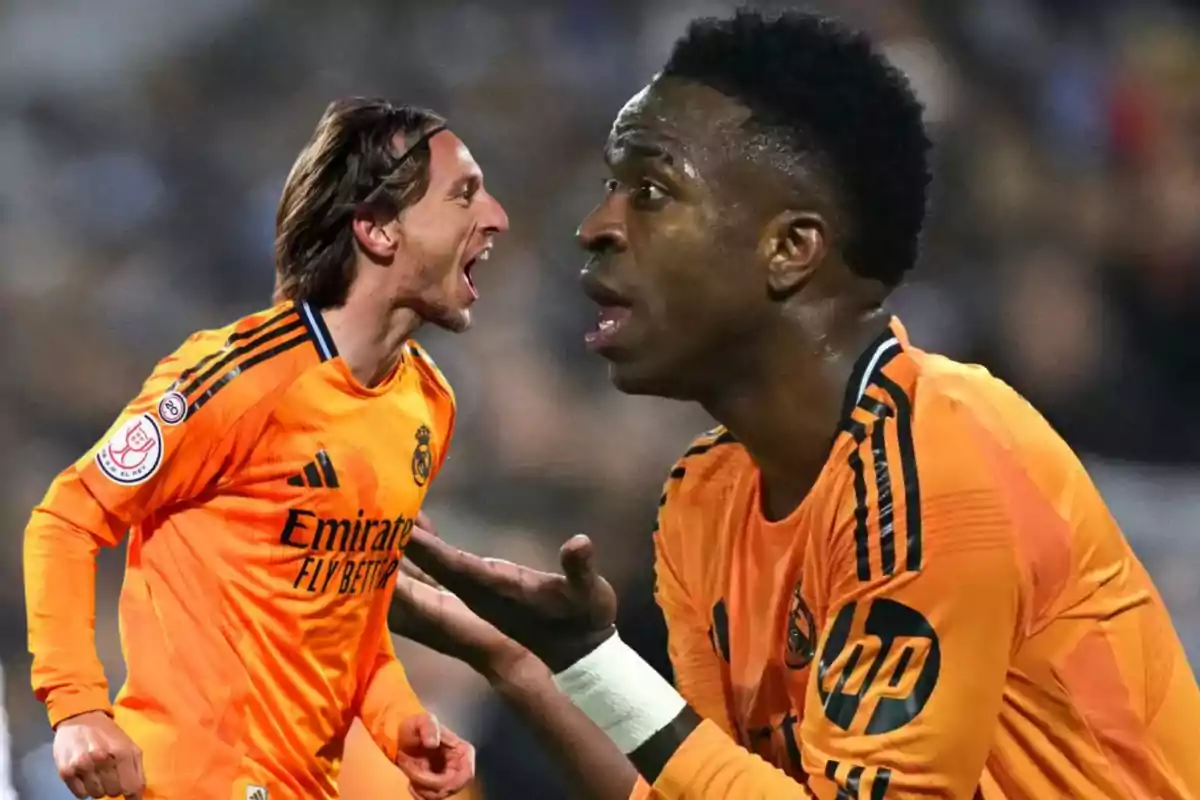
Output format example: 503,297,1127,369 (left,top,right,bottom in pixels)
577,197,627,255
481,191,509,235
